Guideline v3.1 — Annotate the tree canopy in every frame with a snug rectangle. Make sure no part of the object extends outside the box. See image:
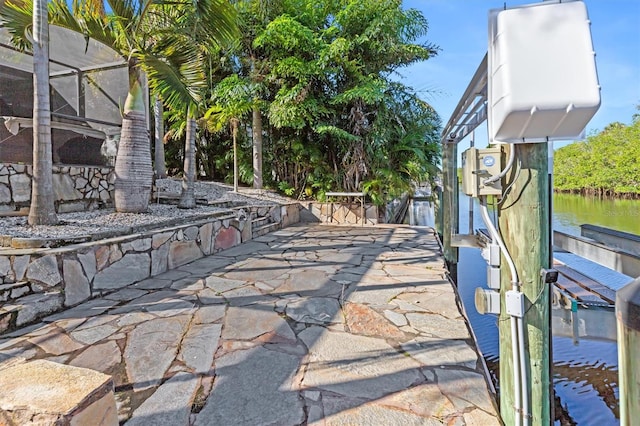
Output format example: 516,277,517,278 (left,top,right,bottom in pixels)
554,110,640,197
164,0,442,204
2,0,441,208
